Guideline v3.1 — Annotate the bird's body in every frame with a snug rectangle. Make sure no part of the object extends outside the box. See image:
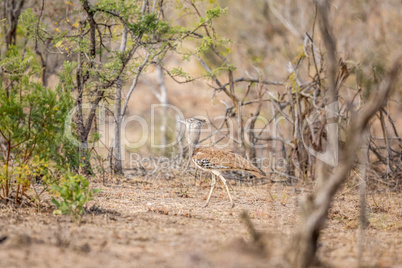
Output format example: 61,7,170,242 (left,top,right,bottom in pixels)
180,117,265,208
192,147,264,177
